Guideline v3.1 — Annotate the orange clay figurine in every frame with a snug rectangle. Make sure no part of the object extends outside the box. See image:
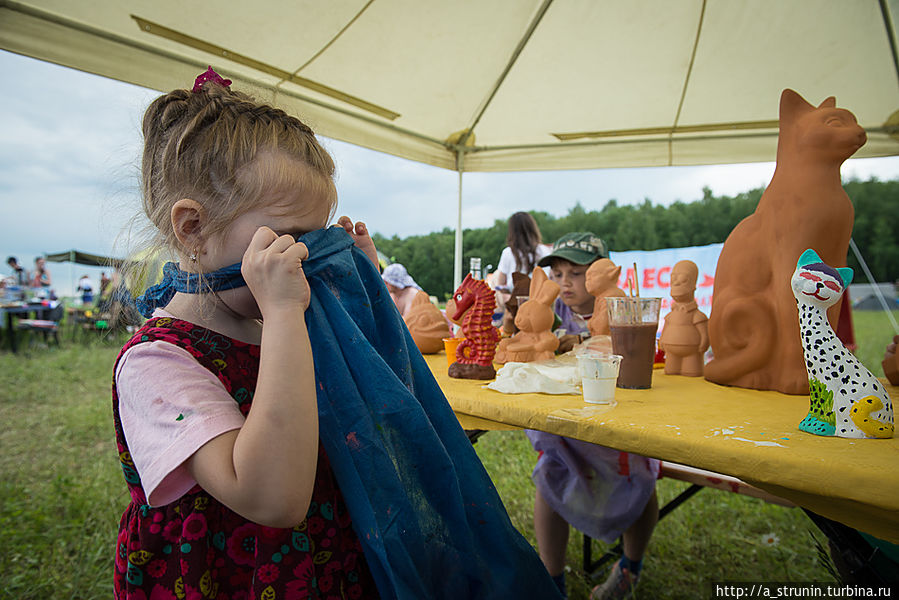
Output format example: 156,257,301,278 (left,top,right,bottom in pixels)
494,268,560,364
585,258,626,337
659,260,709,377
